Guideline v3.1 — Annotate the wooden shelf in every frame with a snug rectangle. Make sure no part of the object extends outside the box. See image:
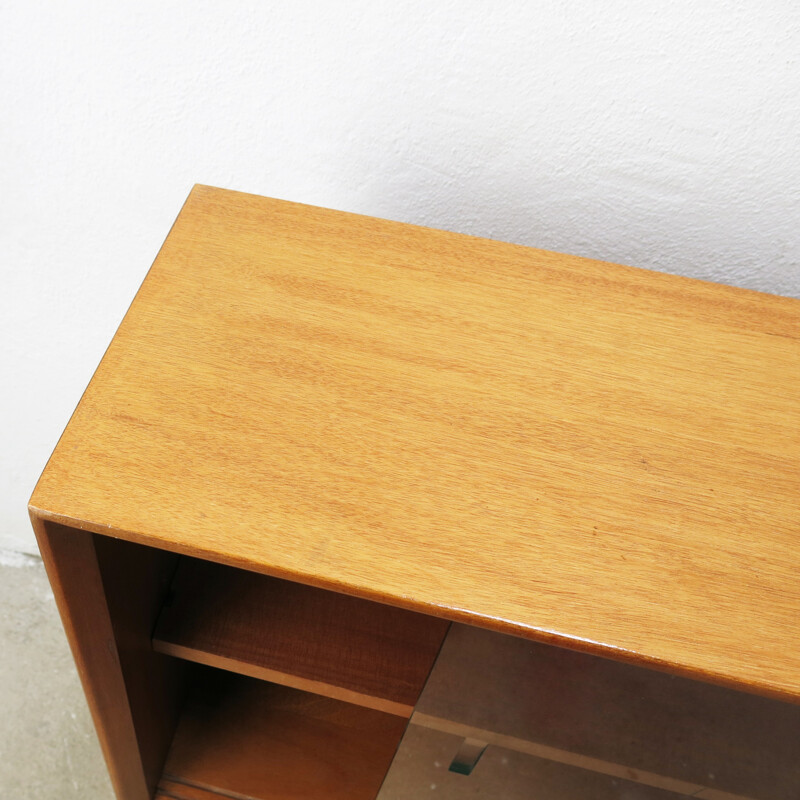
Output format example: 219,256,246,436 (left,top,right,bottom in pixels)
153,557,450,717
28,186,800,800
157,666,407,800
29,185,800,704
156,781,225,800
